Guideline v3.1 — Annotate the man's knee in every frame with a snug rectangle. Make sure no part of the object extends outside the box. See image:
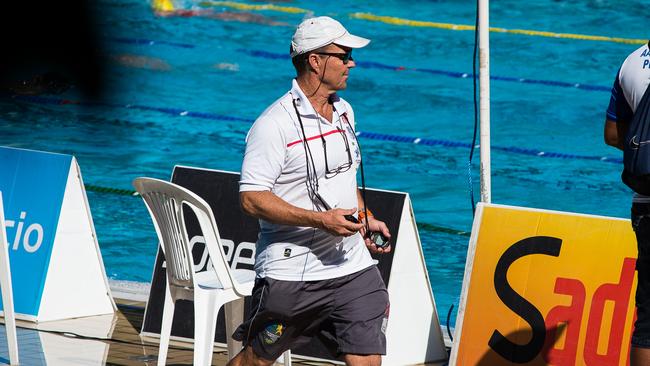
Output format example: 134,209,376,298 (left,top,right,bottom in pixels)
343,353,382,366
227,346,276,366
631,346,650,366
